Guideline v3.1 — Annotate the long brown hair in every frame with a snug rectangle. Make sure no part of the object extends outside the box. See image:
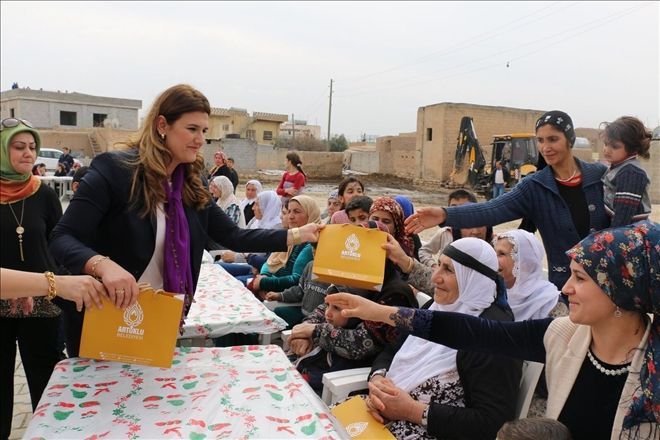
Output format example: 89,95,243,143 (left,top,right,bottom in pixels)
118,84,212,218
